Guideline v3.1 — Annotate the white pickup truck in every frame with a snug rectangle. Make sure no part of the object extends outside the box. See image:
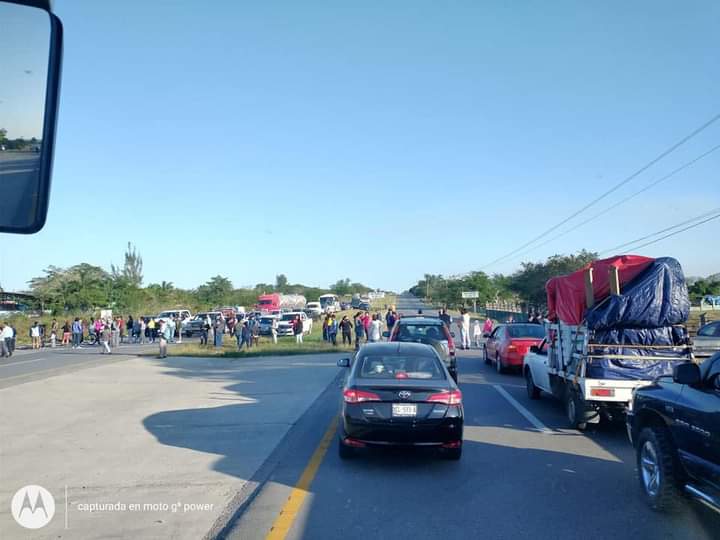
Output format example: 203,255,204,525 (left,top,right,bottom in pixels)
523,322,693,430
